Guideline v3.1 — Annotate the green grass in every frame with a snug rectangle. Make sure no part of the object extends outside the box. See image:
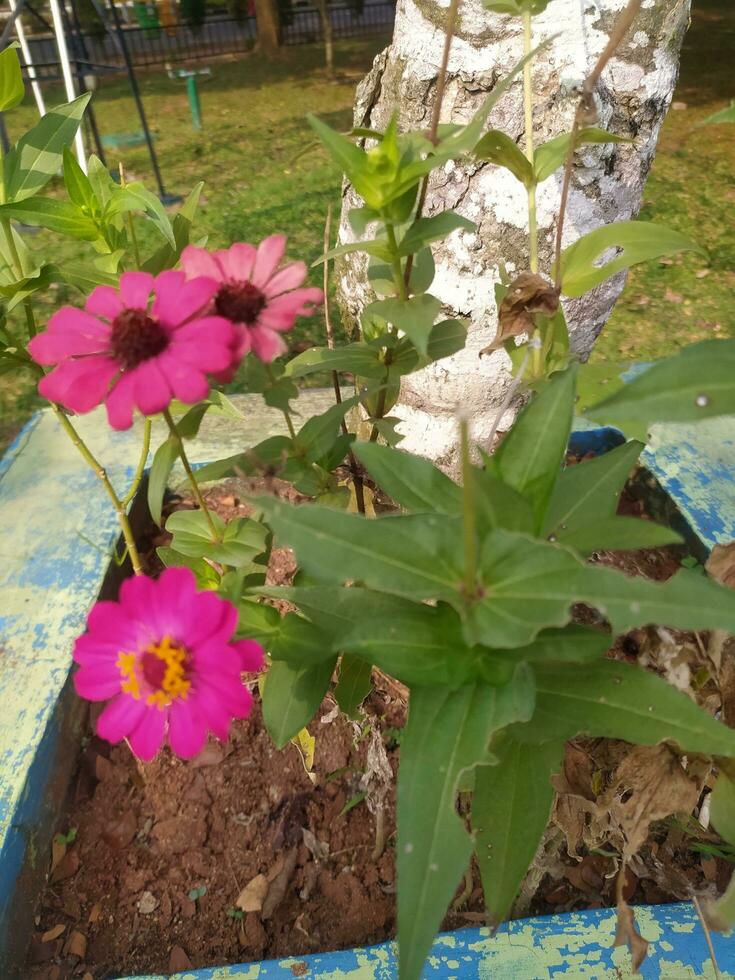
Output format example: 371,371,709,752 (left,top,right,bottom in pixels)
1,0,734,449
